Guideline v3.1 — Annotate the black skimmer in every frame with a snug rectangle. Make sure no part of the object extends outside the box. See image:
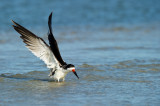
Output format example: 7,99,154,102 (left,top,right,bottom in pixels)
12,12,79,82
